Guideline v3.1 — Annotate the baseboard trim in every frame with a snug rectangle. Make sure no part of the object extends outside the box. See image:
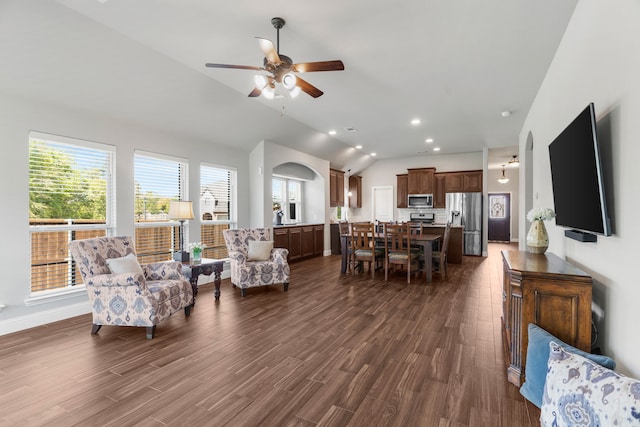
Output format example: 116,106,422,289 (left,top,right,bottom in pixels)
0,302,91,336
